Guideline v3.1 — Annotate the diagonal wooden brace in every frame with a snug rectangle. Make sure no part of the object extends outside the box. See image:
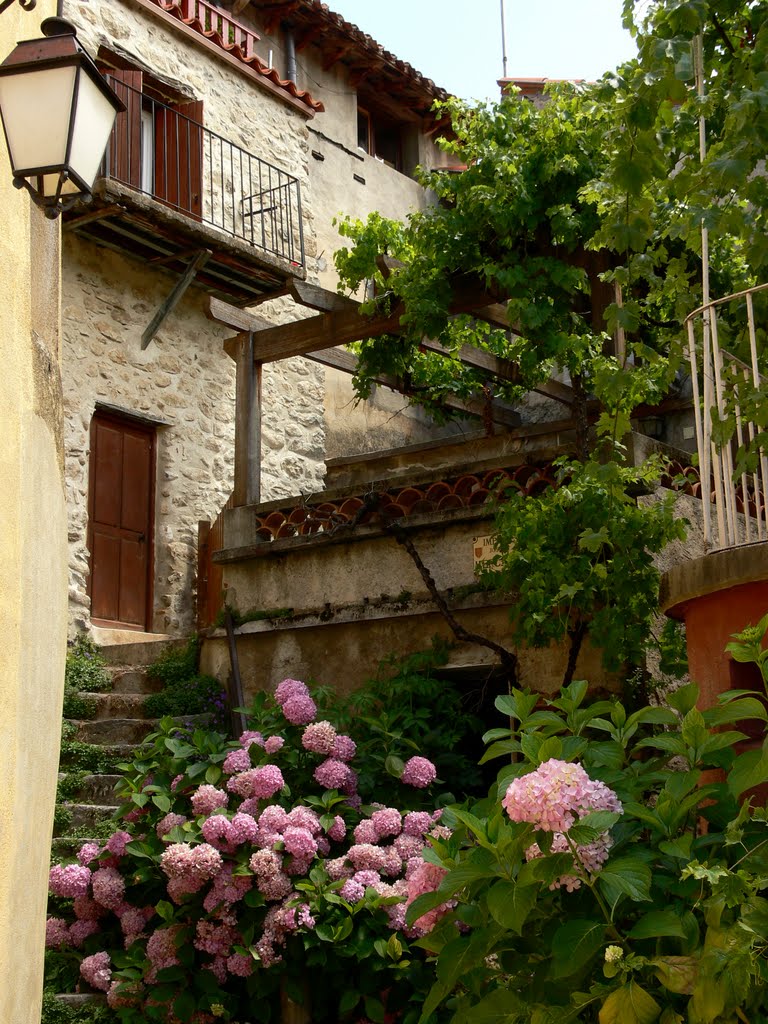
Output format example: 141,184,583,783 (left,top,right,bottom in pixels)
141,248,211,350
